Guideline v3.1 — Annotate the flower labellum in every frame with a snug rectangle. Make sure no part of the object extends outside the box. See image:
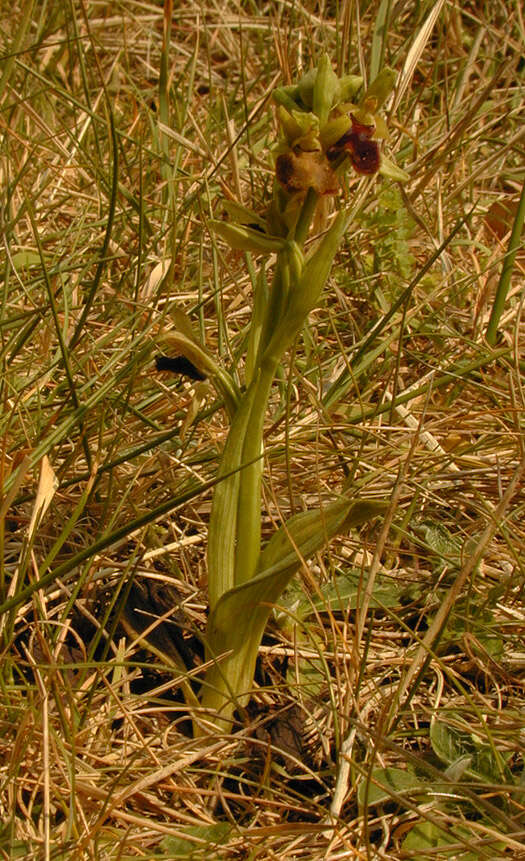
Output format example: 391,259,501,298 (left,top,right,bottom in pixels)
327,114,380,175
276,150,339,195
